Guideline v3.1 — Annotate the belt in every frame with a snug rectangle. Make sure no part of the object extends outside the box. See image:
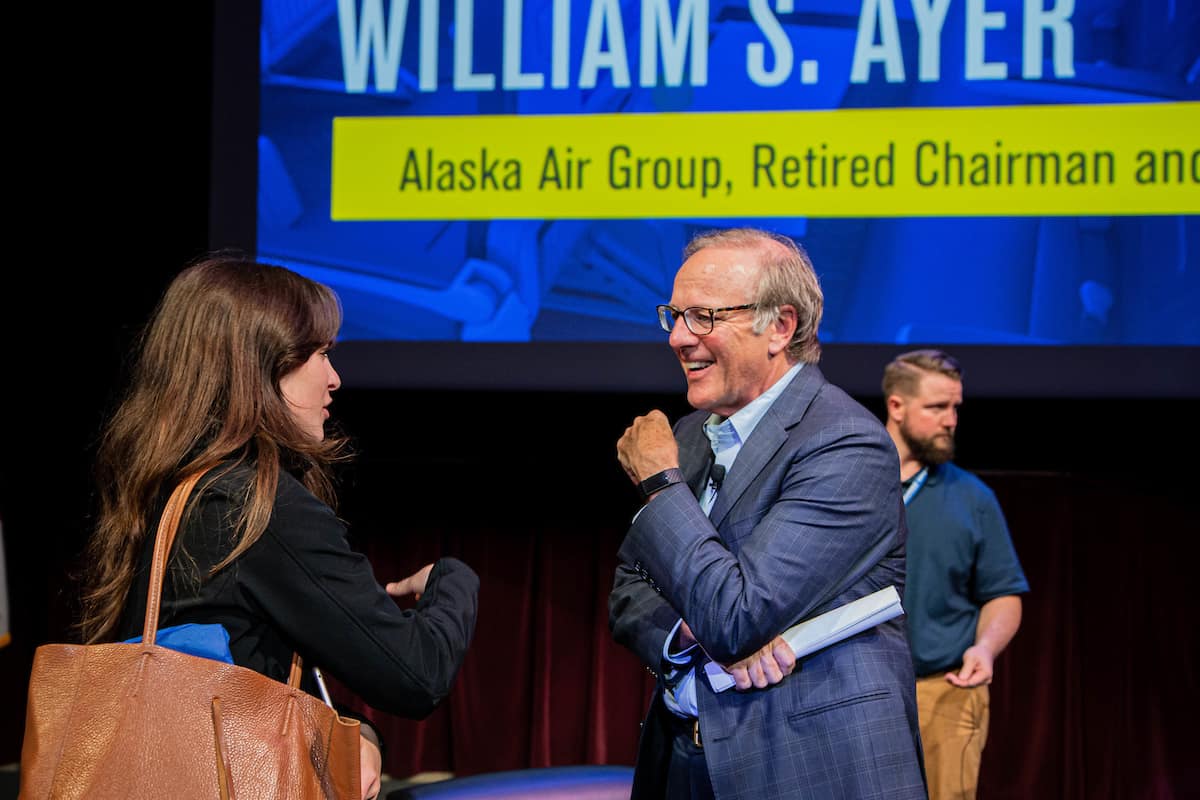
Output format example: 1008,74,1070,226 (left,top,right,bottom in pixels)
664,711,703,748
